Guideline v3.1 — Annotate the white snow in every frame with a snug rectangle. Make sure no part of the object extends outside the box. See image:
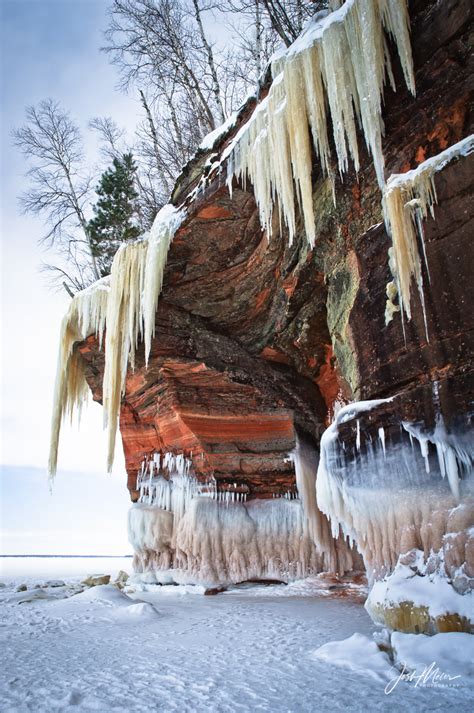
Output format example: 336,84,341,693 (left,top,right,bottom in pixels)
312,631,392,681
1,558,472,711
390,631,474,679
312,630,474,695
